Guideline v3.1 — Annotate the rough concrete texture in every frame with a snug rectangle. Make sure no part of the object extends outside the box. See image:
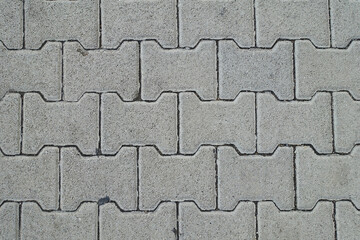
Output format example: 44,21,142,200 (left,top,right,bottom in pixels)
64,41,139,101
0,42,62,101
219,40,293,100
336,201,360,240
141,40,217,100
1,0,360,239
101,93,177,154
257,92,332,153
21,202,97,240
179,202,255,240
23,93,99,154
61,147,137,211
218,146,294,210
100,202,177,240
180,92,255,154
25,0,99,49
102,0,177,48
330,0,360,48
297,146,360,210
256,0,330,47
139,146,216,210
0,0,22,49
0,202,19,239
296,40,360,99
334,92,360,153
179,0,254,47
258,202,334,240
0,147,58,210
0,94,21,155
